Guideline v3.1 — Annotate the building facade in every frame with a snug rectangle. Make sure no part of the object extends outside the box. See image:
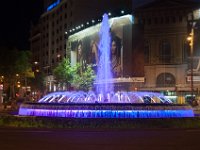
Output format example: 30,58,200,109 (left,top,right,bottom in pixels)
30,0,132,92
133,0,200,102
31,0,200,103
